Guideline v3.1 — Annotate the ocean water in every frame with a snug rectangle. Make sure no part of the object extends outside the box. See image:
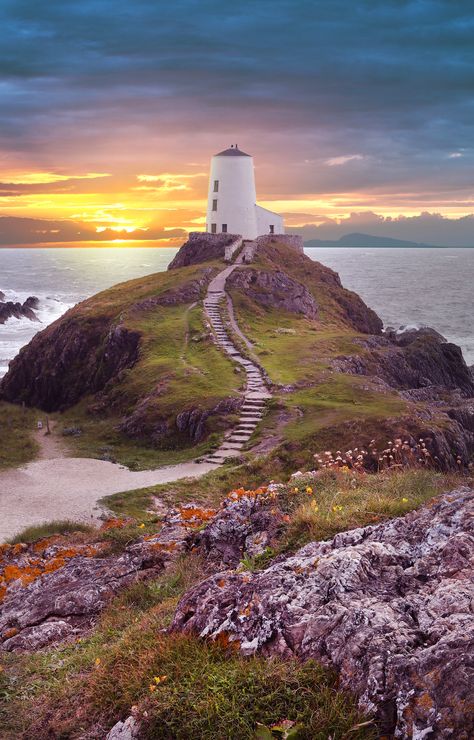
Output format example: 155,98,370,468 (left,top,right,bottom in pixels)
0,246,473,378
